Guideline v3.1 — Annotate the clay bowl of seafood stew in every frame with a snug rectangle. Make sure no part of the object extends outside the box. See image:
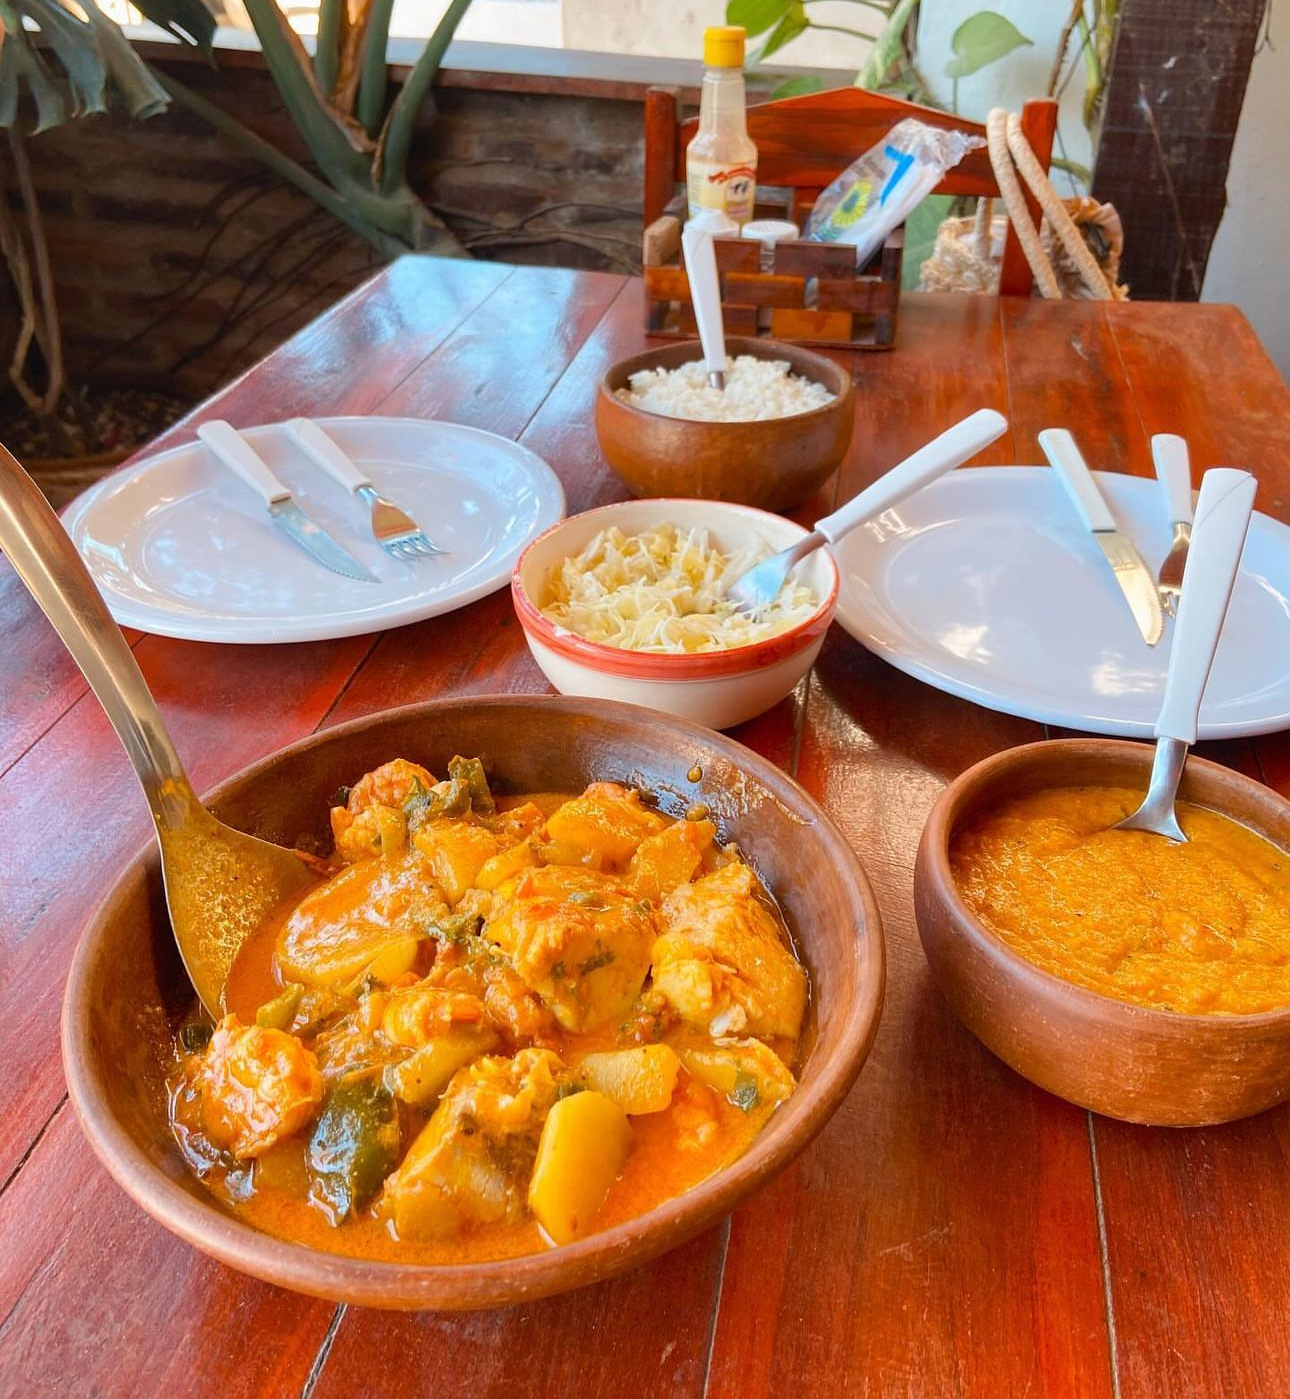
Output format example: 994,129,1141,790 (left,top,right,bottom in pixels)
63,696,884,1310
915,739,1290,1127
